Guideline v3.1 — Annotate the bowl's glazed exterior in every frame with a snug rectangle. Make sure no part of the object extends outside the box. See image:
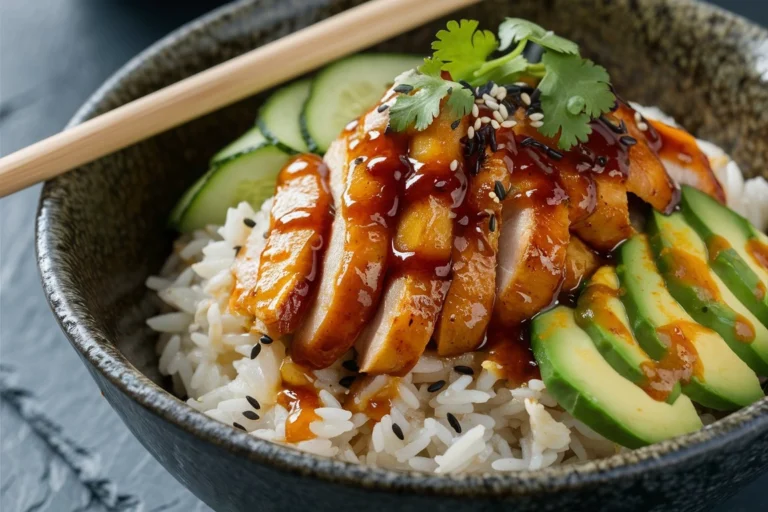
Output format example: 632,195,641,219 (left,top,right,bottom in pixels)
36,1,768,511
